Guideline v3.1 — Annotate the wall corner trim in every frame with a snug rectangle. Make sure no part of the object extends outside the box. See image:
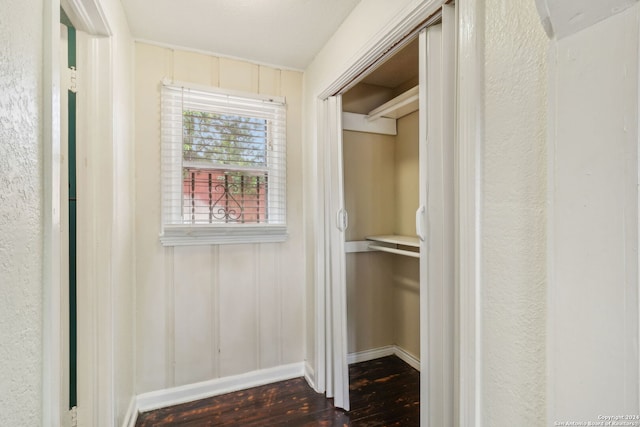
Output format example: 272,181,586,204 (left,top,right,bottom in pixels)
135,362,305,414
347,346,421,372
304,361,316,391
121,396,138,427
